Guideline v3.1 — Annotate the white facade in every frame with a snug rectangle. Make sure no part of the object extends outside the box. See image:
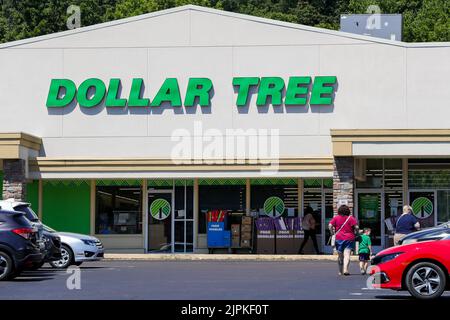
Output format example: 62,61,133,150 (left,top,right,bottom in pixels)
0,5,448,178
